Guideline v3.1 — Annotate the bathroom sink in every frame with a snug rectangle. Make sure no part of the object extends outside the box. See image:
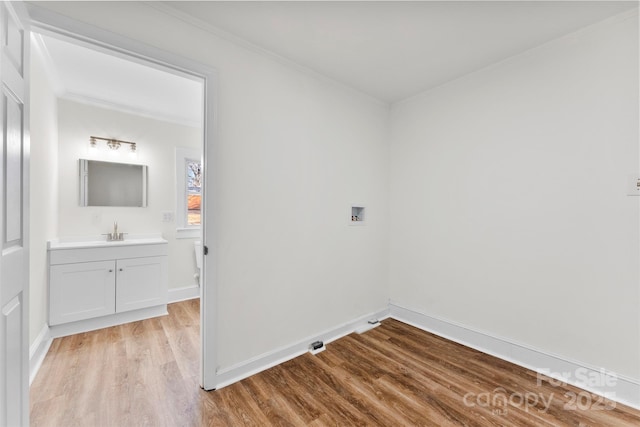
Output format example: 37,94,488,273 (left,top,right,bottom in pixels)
48,234,167,250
